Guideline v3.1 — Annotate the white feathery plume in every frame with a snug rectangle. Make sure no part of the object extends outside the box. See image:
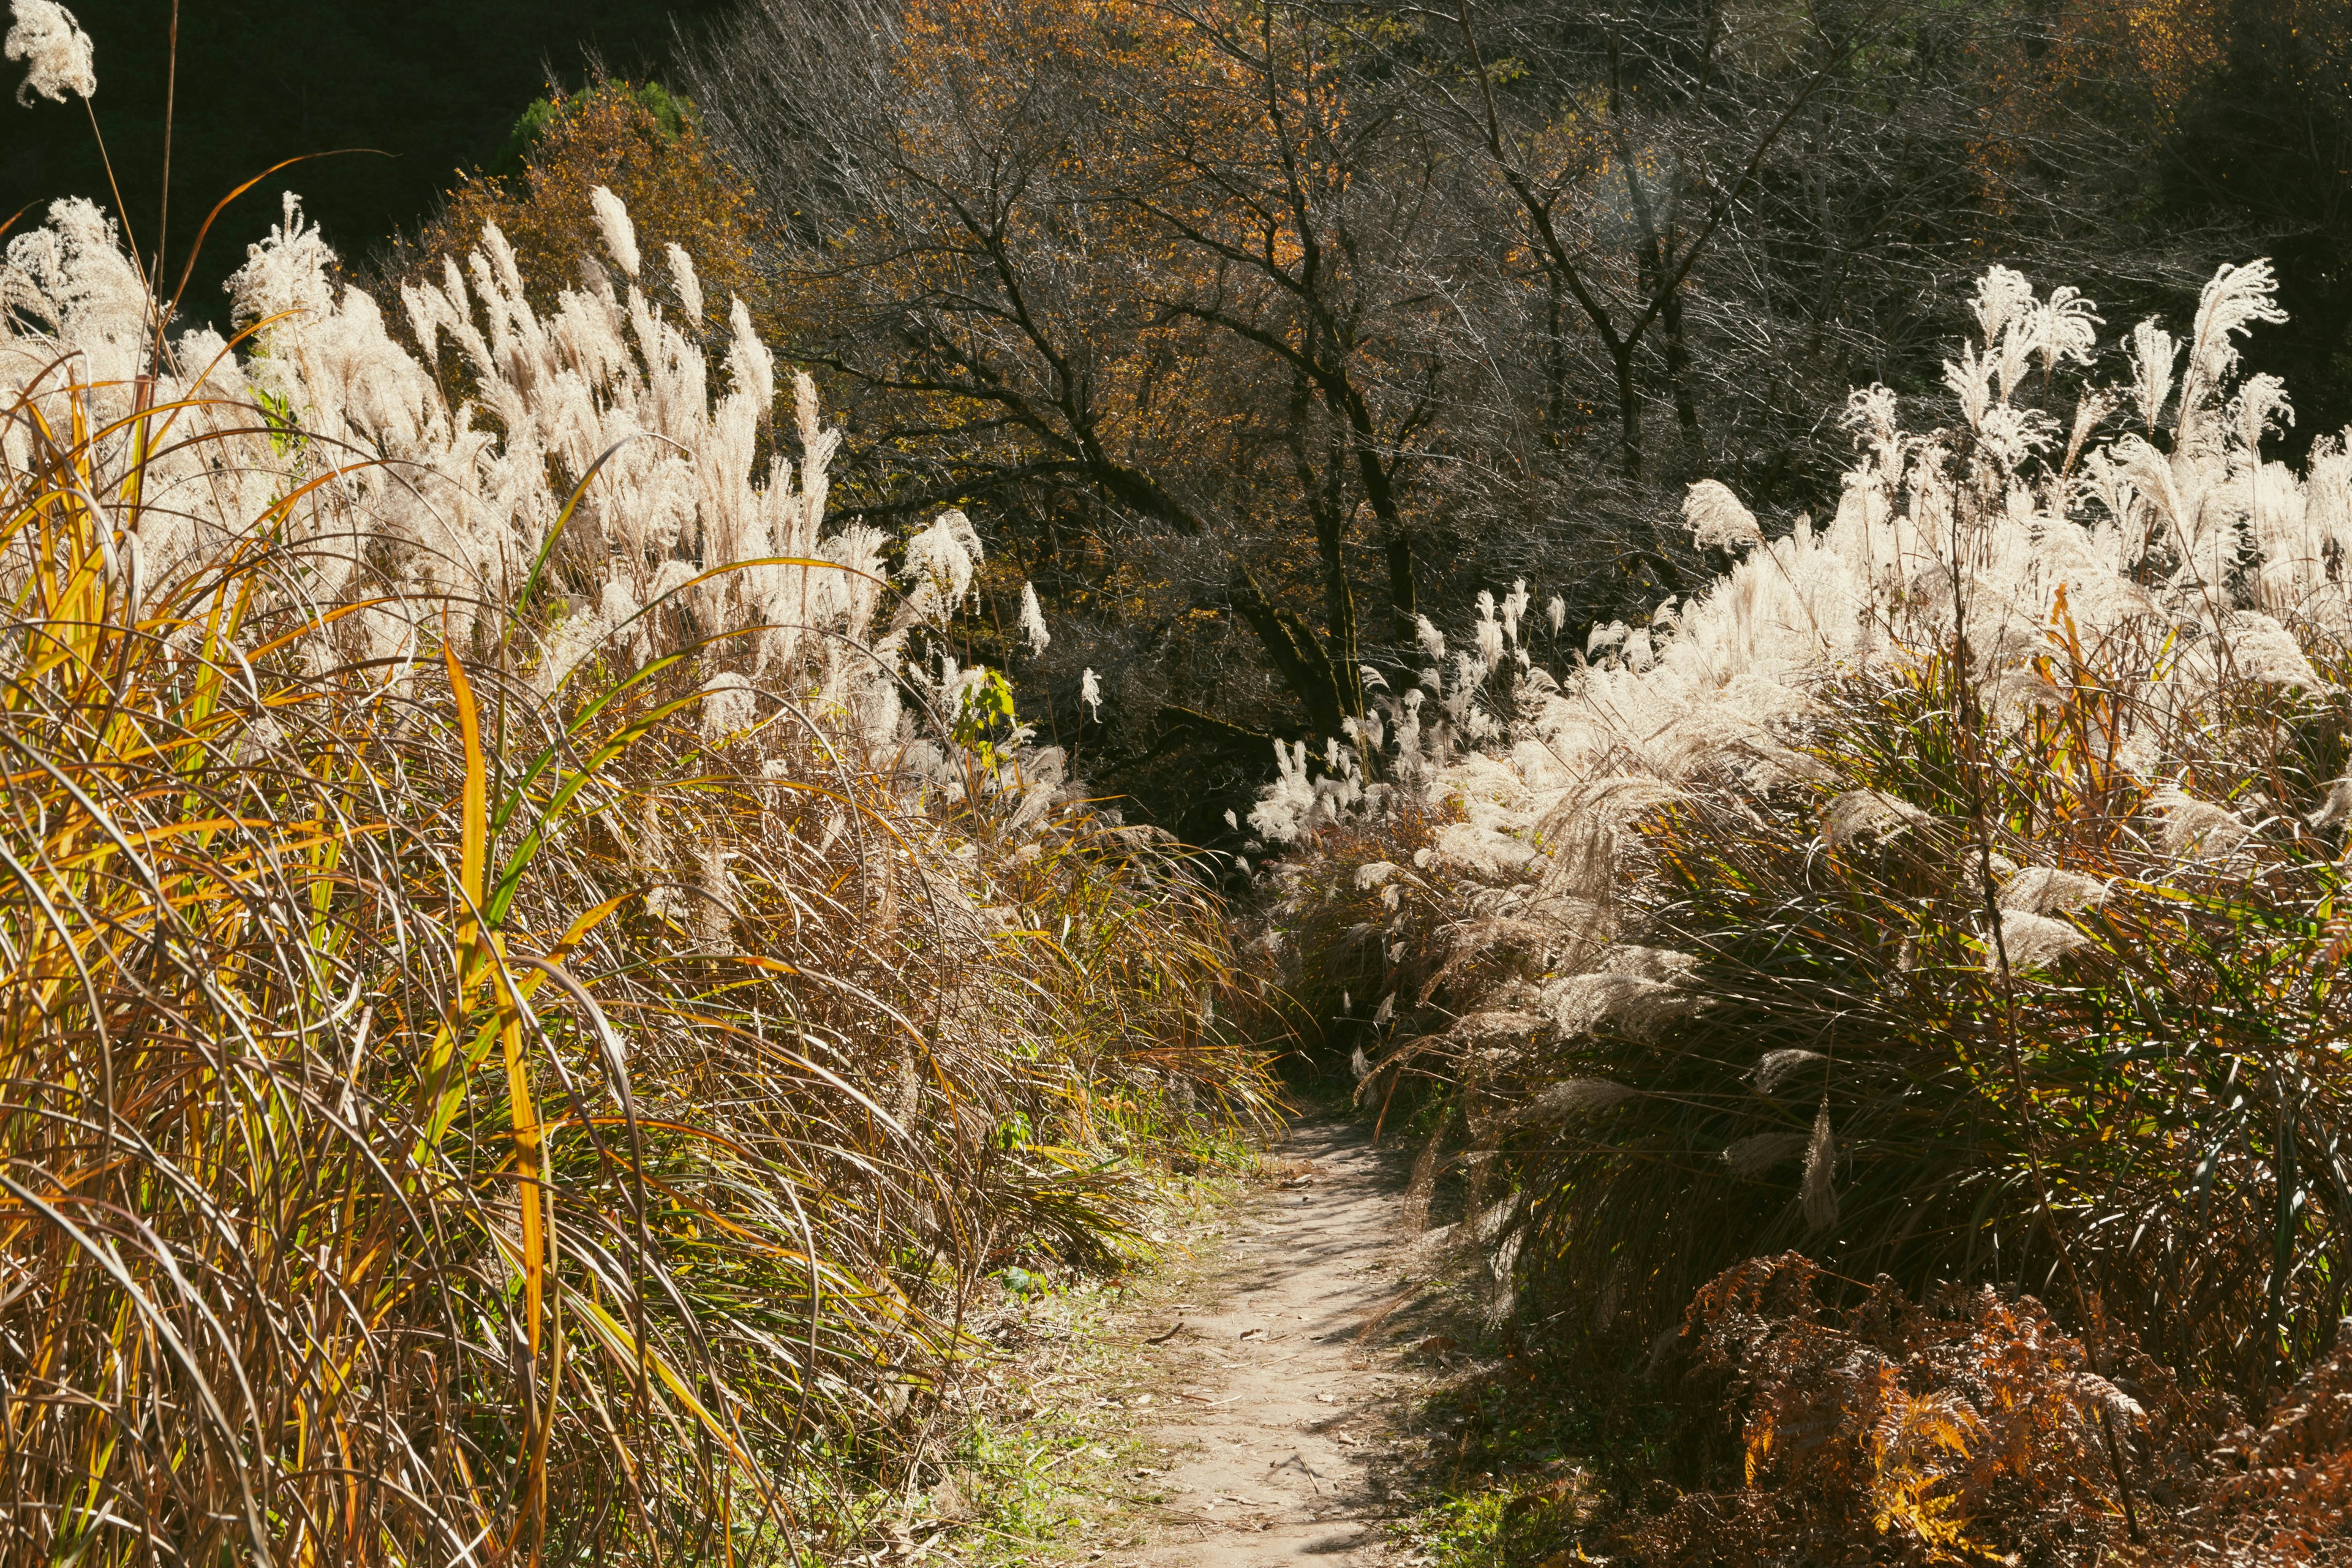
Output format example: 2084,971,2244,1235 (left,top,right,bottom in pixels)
1724,1132,1809,1180
1844,383,1902,462
1801,1103,1839,1232
1819,790,1932,852
1528,1077,1637,1121
698,672,757,744
1080,668,1102,722
6,0,93,105
1684,479,1763,551
1944,340,1994,432
2179,259,2286,439
2307,778,2352,831
2150,786,2249,858
1971,265,2036,347
900,509,982,626
2061,387,2115,473
1017,581,1050,655
2128,319,2177,432
1547,595,1566,634
2234,372,2293,460
1752,1049,1824,1095
1414,614,1445,659
2031,286,2102,374
1996,910,2089,971
589,186,640,279
665,242,703,325
2220,611,2329,690
1998,867,2109,914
